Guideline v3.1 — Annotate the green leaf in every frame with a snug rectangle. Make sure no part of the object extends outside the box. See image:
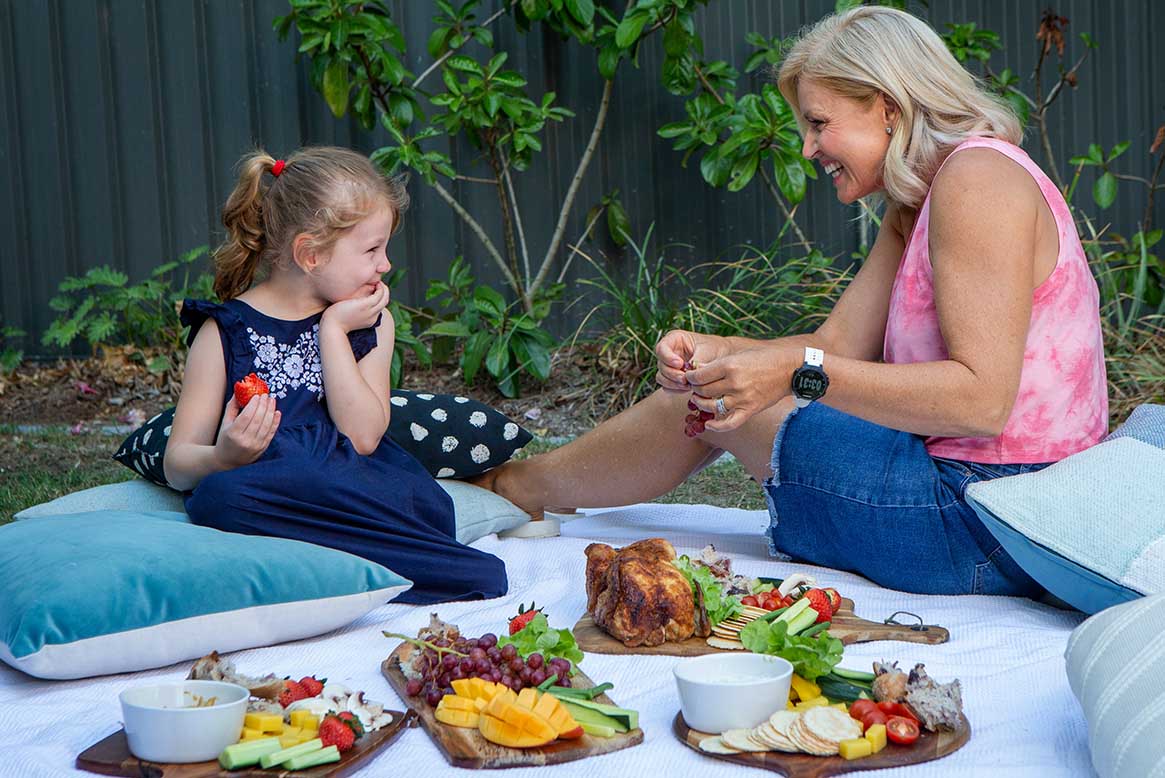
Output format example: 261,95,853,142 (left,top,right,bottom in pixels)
615,12,648,49
461,330,490,383
514,333,552,380
607,197,630,245
834,0,862,11
1093,171,1117,209
491,71,527,89
663,19,690,57
700,151,733,187
446,55,483,75
427,27,450,59
388,94,414,126
564,0,594,26
473,285,507,319
322,60,349,118
423,320,472,338
727,153,759,192
1088,143,1104,165
485,334,510,378
1107,141,1130,162
598,45,620,79
774,157,807,204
